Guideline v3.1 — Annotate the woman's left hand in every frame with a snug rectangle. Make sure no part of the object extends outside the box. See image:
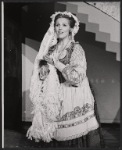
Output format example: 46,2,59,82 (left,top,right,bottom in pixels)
43,55,54,65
